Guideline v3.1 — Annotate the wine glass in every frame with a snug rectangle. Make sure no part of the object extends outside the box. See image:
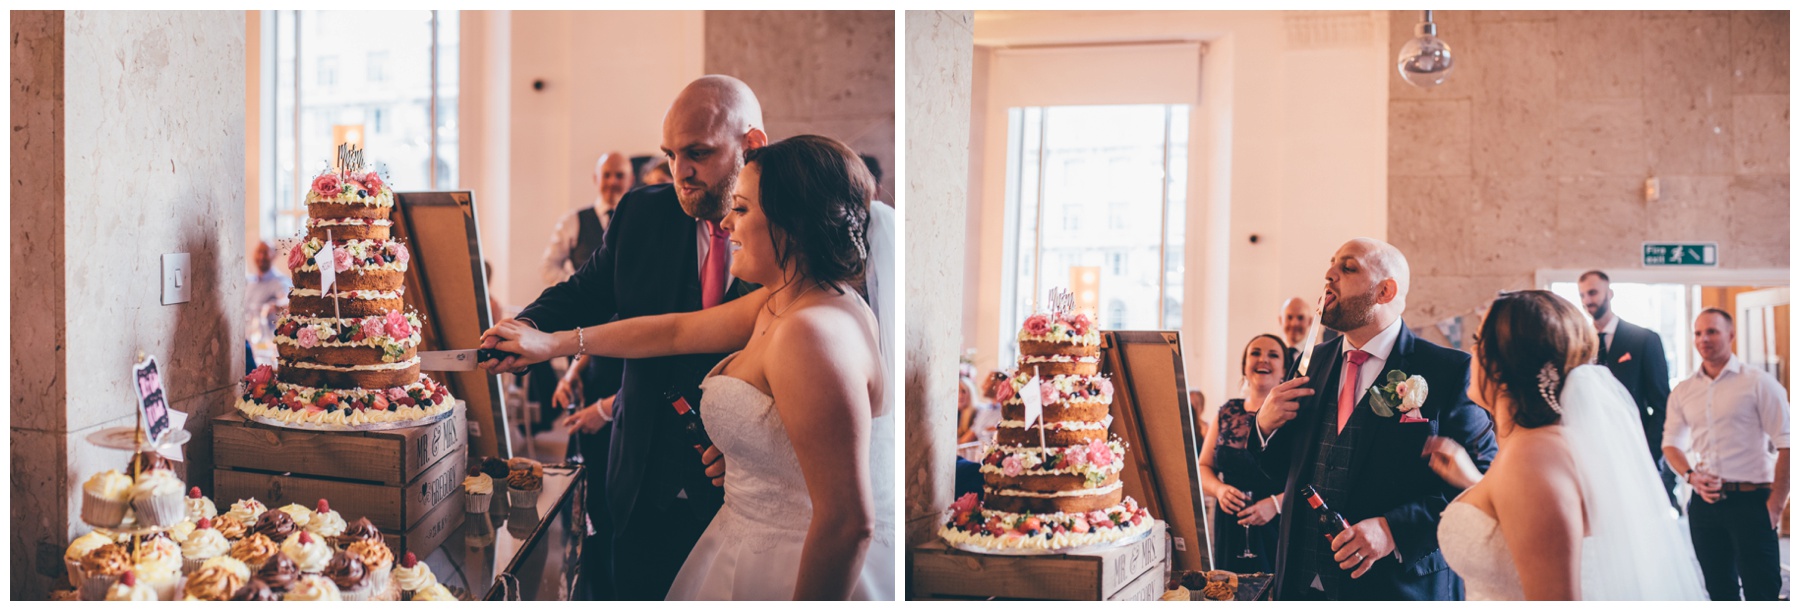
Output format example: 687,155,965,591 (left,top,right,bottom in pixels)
1237,490,1258,560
